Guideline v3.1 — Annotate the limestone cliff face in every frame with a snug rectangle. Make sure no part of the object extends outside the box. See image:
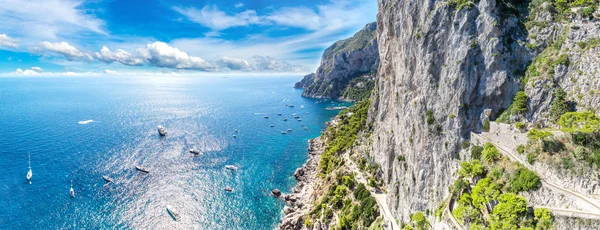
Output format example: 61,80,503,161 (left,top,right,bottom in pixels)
295,22,379,100
371,0,530,222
